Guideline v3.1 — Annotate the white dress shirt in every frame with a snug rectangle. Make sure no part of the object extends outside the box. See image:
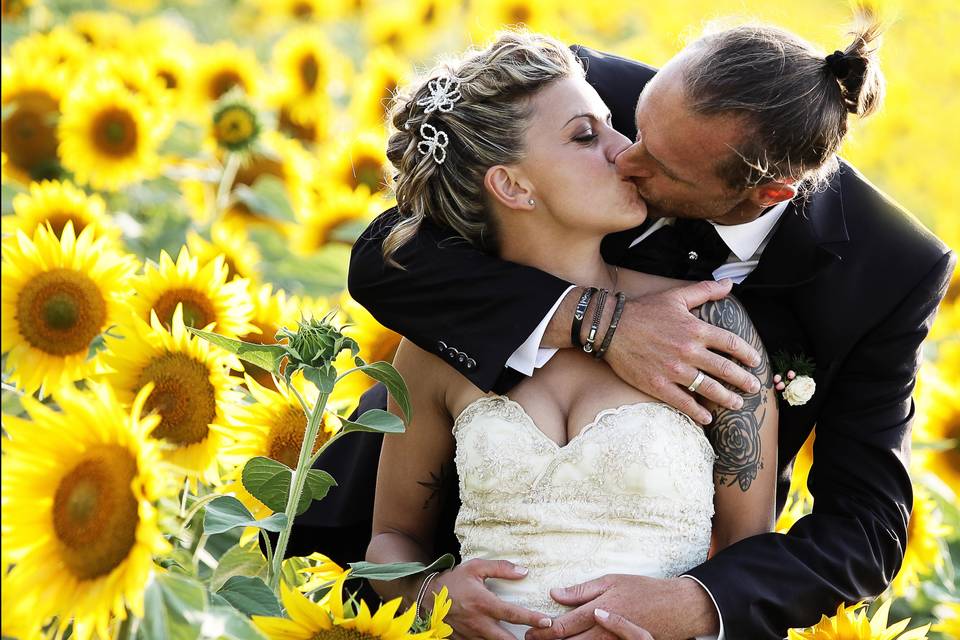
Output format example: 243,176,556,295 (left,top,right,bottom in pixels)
504,201,791,639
